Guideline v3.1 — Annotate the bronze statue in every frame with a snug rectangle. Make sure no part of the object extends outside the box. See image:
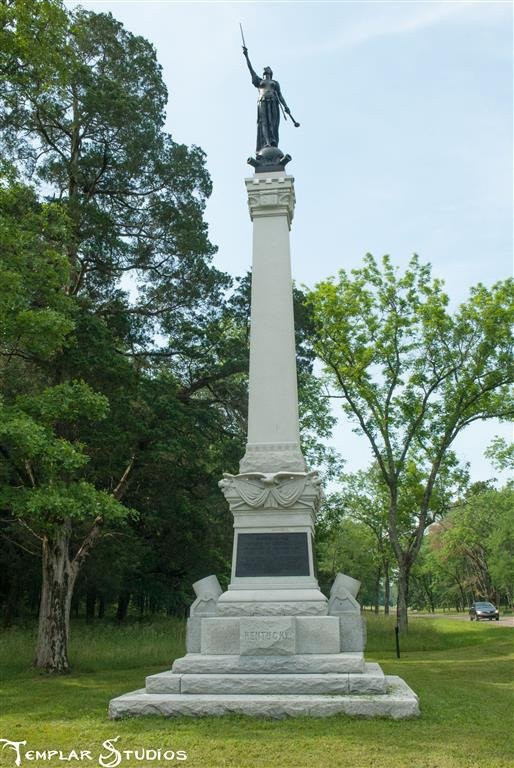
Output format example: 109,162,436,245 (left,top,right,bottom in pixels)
241,29,299,171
